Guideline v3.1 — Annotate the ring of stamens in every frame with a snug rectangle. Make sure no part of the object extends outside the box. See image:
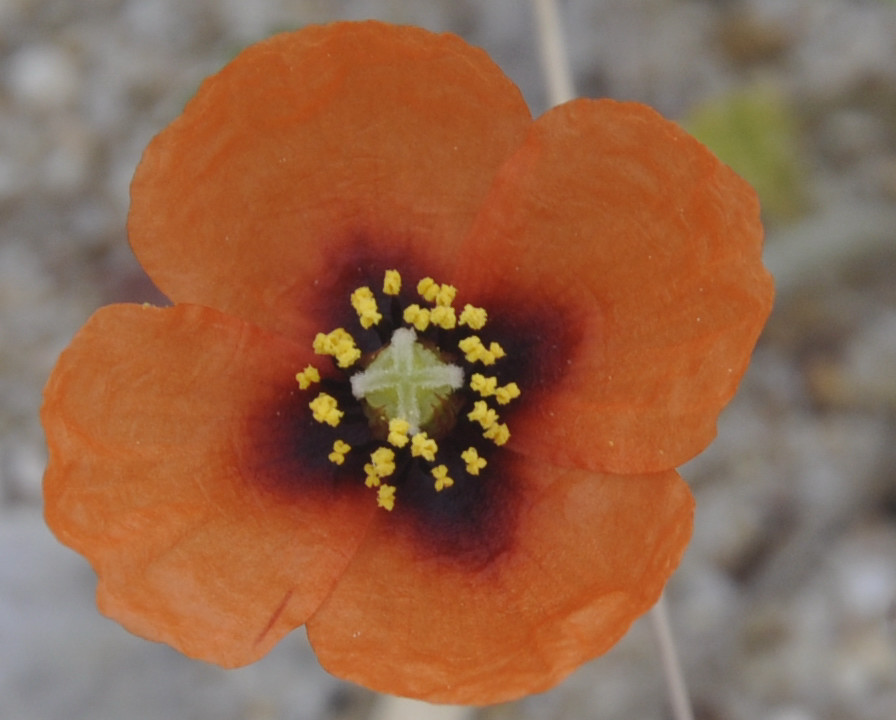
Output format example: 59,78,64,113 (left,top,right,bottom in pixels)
296,269,521,510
